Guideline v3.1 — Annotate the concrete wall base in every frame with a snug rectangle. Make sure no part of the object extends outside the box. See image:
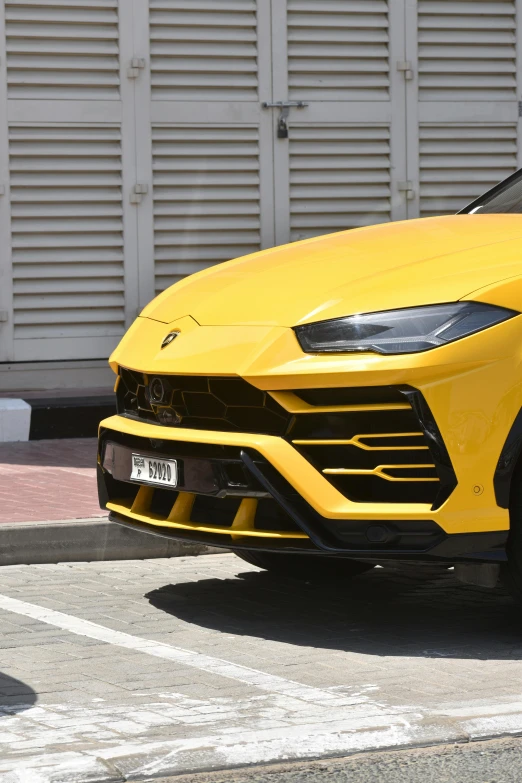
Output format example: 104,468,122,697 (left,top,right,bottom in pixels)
0,360,114,392
0,517,224,566
0,399,31,442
